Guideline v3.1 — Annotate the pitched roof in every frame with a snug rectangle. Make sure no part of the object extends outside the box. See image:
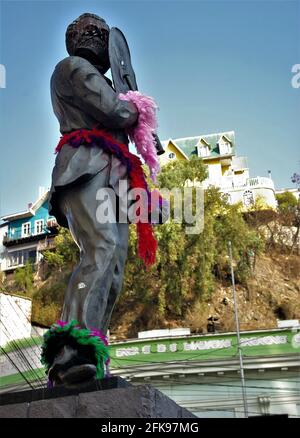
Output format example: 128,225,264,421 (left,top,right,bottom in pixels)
0,190,49,222
164,131,236,159
162,138,190,160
